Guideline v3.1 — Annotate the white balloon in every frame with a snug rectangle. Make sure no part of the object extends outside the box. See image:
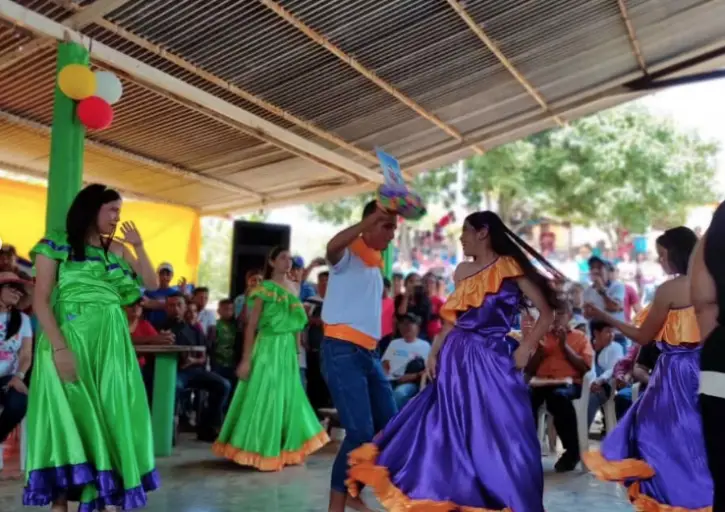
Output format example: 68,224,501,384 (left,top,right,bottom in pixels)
94,71,123,105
